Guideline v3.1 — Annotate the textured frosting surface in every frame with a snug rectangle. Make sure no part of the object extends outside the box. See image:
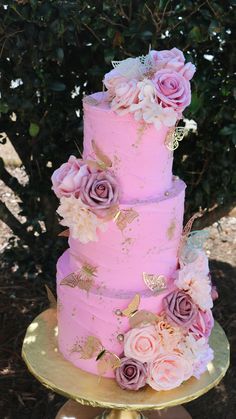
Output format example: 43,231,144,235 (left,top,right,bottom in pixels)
57,250,175,378
83,92,173,202
68,179,186,292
